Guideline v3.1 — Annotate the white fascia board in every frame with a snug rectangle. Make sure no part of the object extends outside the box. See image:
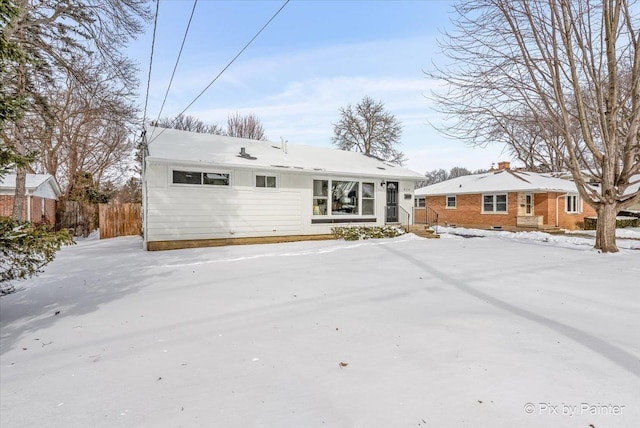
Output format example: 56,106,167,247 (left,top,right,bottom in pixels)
145,156,423,182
